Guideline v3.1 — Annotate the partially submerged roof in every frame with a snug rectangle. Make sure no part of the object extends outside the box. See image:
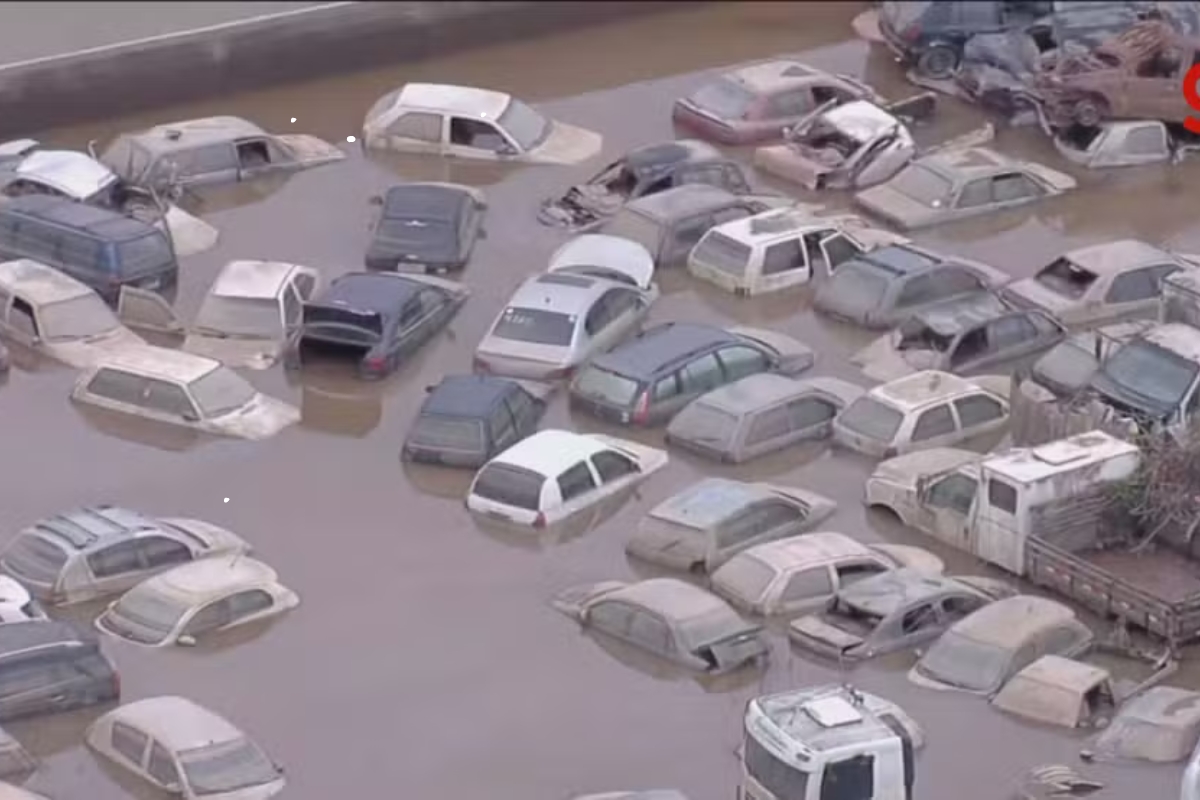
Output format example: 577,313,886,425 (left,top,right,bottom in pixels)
125,116,269,153
0,259,94,305
1065,239,1174,274
857,243,942,275
992,655,1112,729
423,375,517,419
821,101,899,142
610,577,728,622
25,505,157,550
623,140,722,176
712,205,853,245
210,261,302,300
910,292,1010,336
141,557,277,603
624,184,740,222
753,685,920,753
839,569,966,616
1091,685,1200,762
985,431,1139,485
319,272,423,314
382,182,472,220
490,429,607,476
4,195,157,242
0,620,96,656
397,83,512,120
729,59,820,91
648,478,777,529
949,595,1076,649
1142,322,1200,363
103,696,244,751
593,323,734,378
920,147,1014,180
873,370,981,411
13,150,117,199
870,447,980,485
695,374,860,415
91,345,222,384
1002,655,1109,694
743,532,872,571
